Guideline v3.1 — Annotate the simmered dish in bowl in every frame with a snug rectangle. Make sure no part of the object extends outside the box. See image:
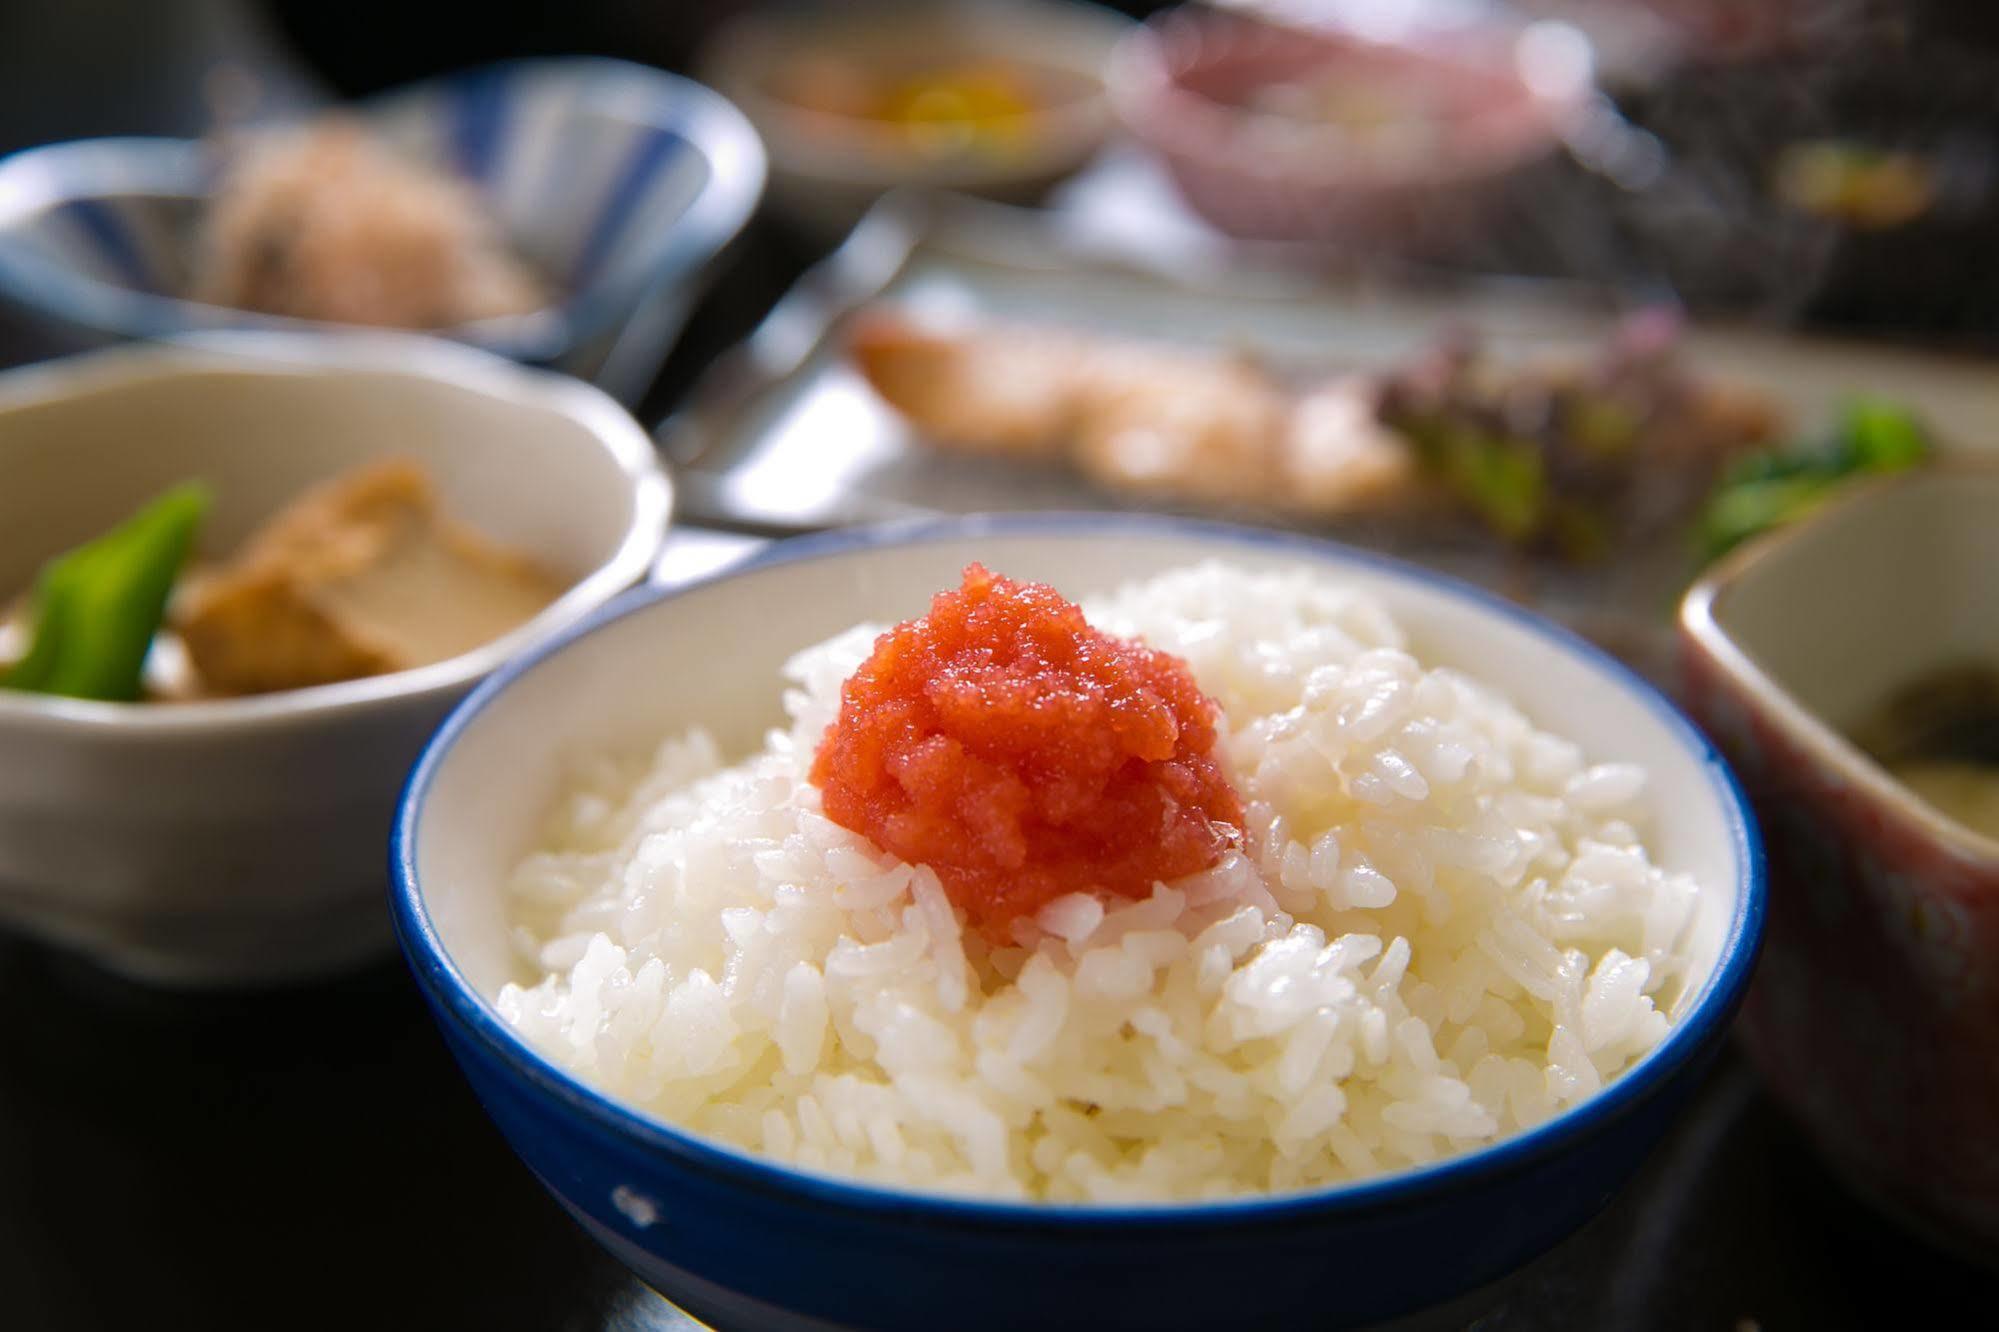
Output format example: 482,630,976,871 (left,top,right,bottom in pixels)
1,460,560,703
0,336,668,984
